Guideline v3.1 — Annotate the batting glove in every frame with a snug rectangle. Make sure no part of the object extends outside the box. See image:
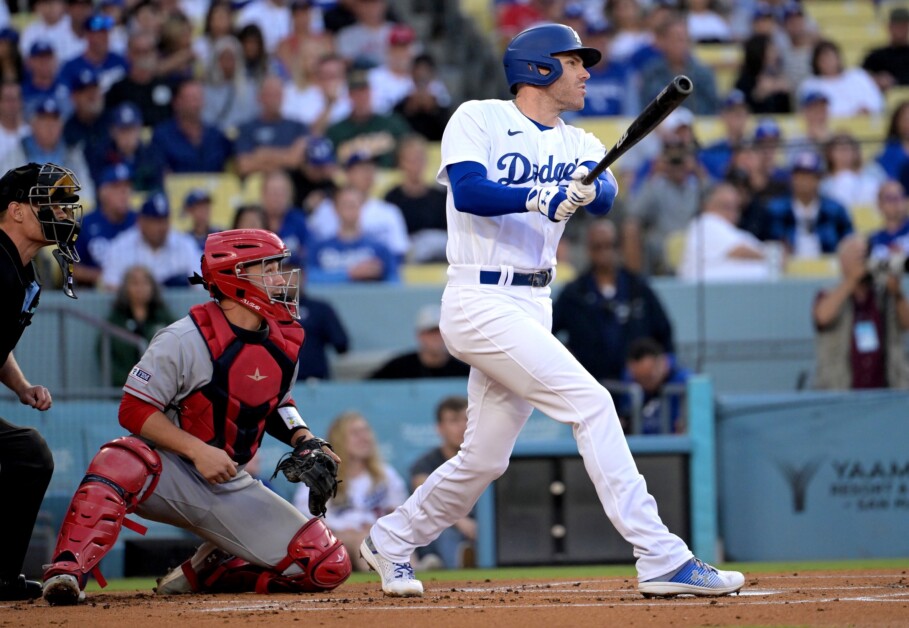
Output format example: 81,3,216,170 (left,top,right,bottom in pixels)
526,185,578,222
566,165,598,206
